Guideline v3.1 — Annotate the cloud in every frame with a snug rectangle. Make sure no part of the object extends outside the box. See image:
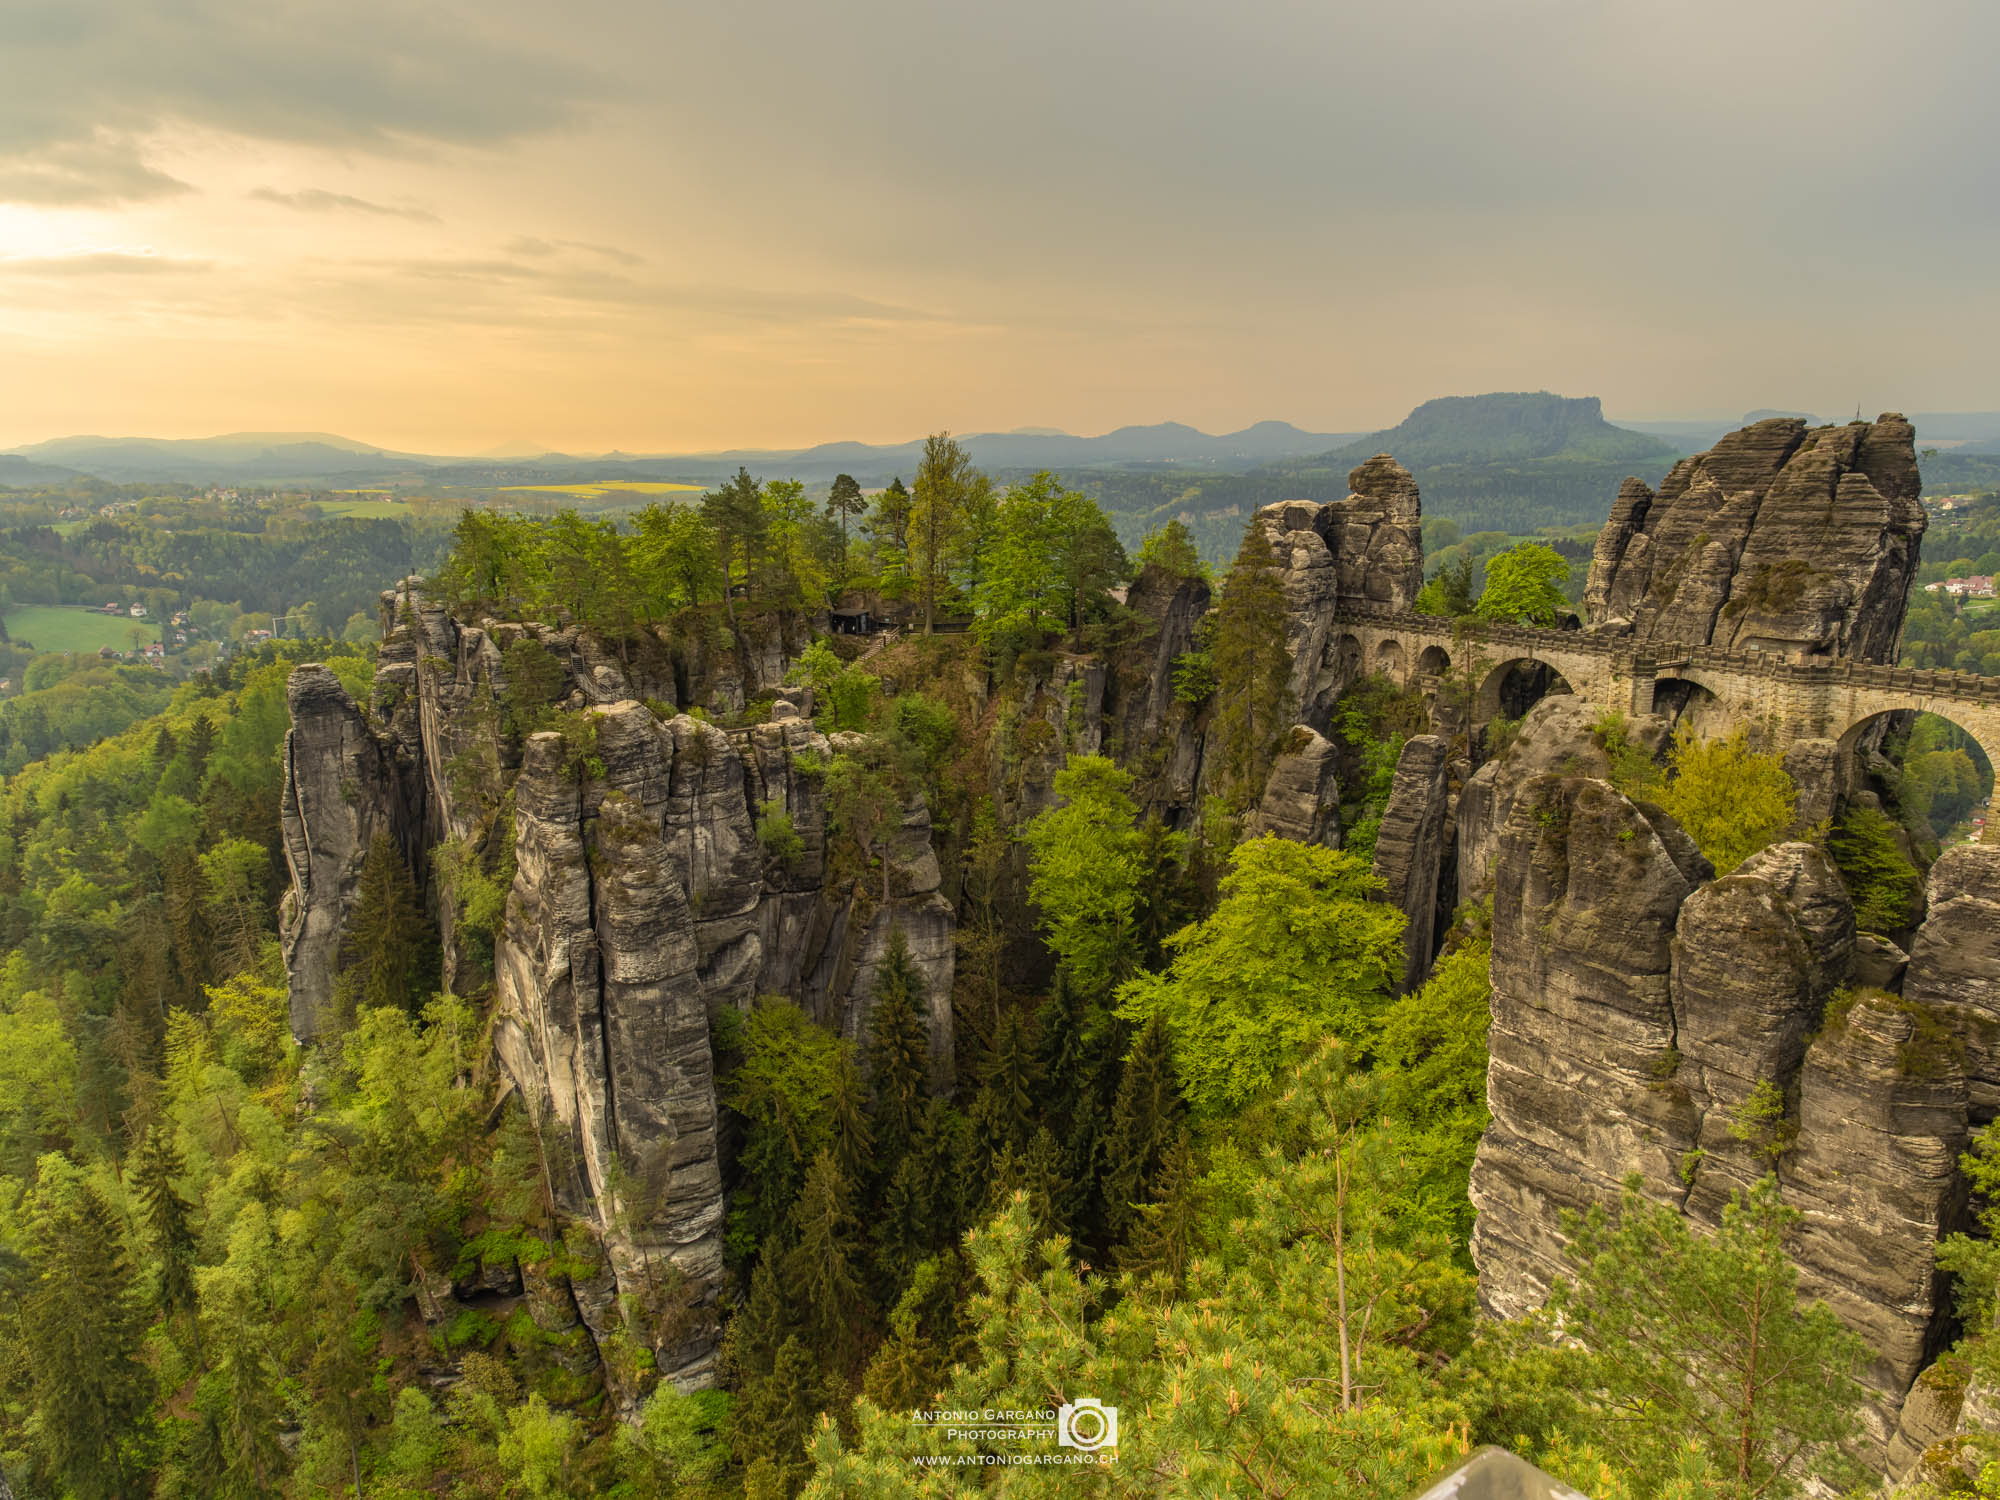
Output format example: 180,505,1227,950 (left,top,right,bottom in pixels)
506,236,644,267
250,187,438,222
0,132,189,205
0,0,604,204
0,252,212,276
